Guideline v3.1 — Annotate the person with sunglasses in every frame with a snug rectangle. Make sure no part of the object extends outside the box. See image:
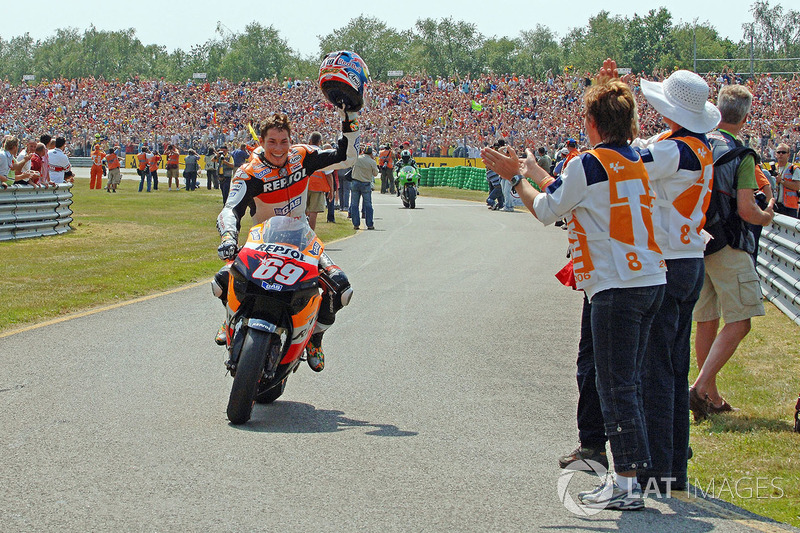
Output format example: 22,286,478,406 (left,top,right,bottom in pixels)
774,143,799,218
